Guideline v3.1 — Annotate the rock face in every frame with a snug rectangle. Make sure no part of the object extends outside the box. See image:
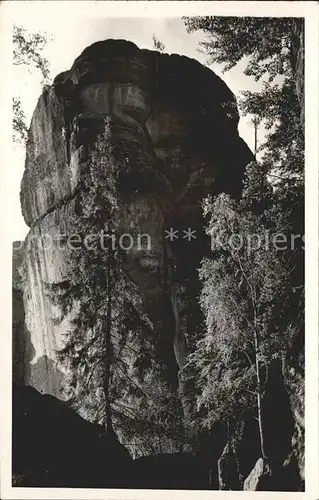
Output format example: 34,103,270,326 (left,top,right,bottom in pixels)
217,442,241,490
12,242,34,385
284,327,305,485
284,20,304,484
21,40,250,226
243,458,267,491
19,38,253,421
